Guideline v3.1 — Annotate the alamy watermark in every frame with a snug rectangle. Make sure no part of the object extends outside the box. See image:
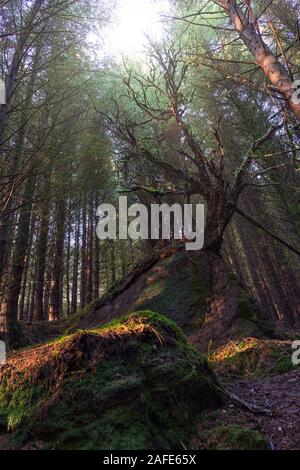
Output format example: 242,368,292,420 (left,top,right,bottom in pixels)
292,340,300,365
0,340,6,365
292,80,300,105
292,80,300,104
96,196,205,251
0,78,5,105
